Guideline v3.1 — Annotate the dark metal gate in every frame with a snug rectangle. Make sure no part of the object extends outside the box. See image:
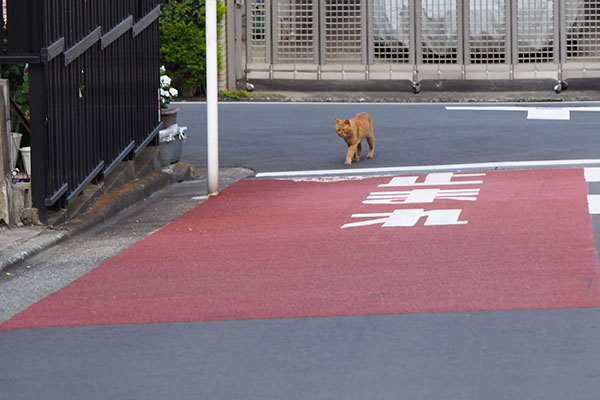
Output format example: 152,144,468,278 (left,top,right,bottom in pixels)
1,0,161,222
